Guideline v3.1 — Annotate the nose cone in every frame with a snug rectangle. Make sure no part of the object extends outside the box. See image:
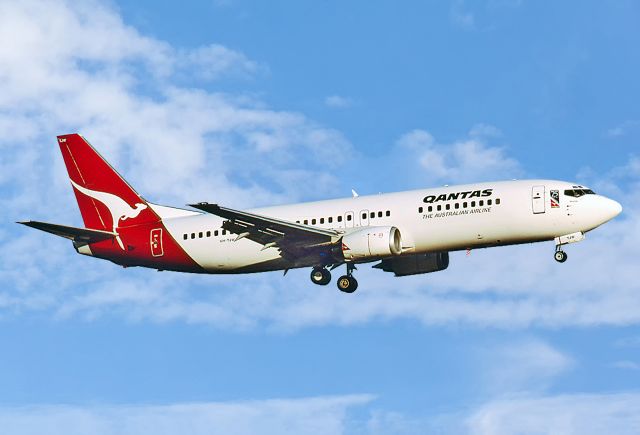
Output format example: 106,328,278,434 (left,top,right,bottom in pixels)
601,197,623,221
